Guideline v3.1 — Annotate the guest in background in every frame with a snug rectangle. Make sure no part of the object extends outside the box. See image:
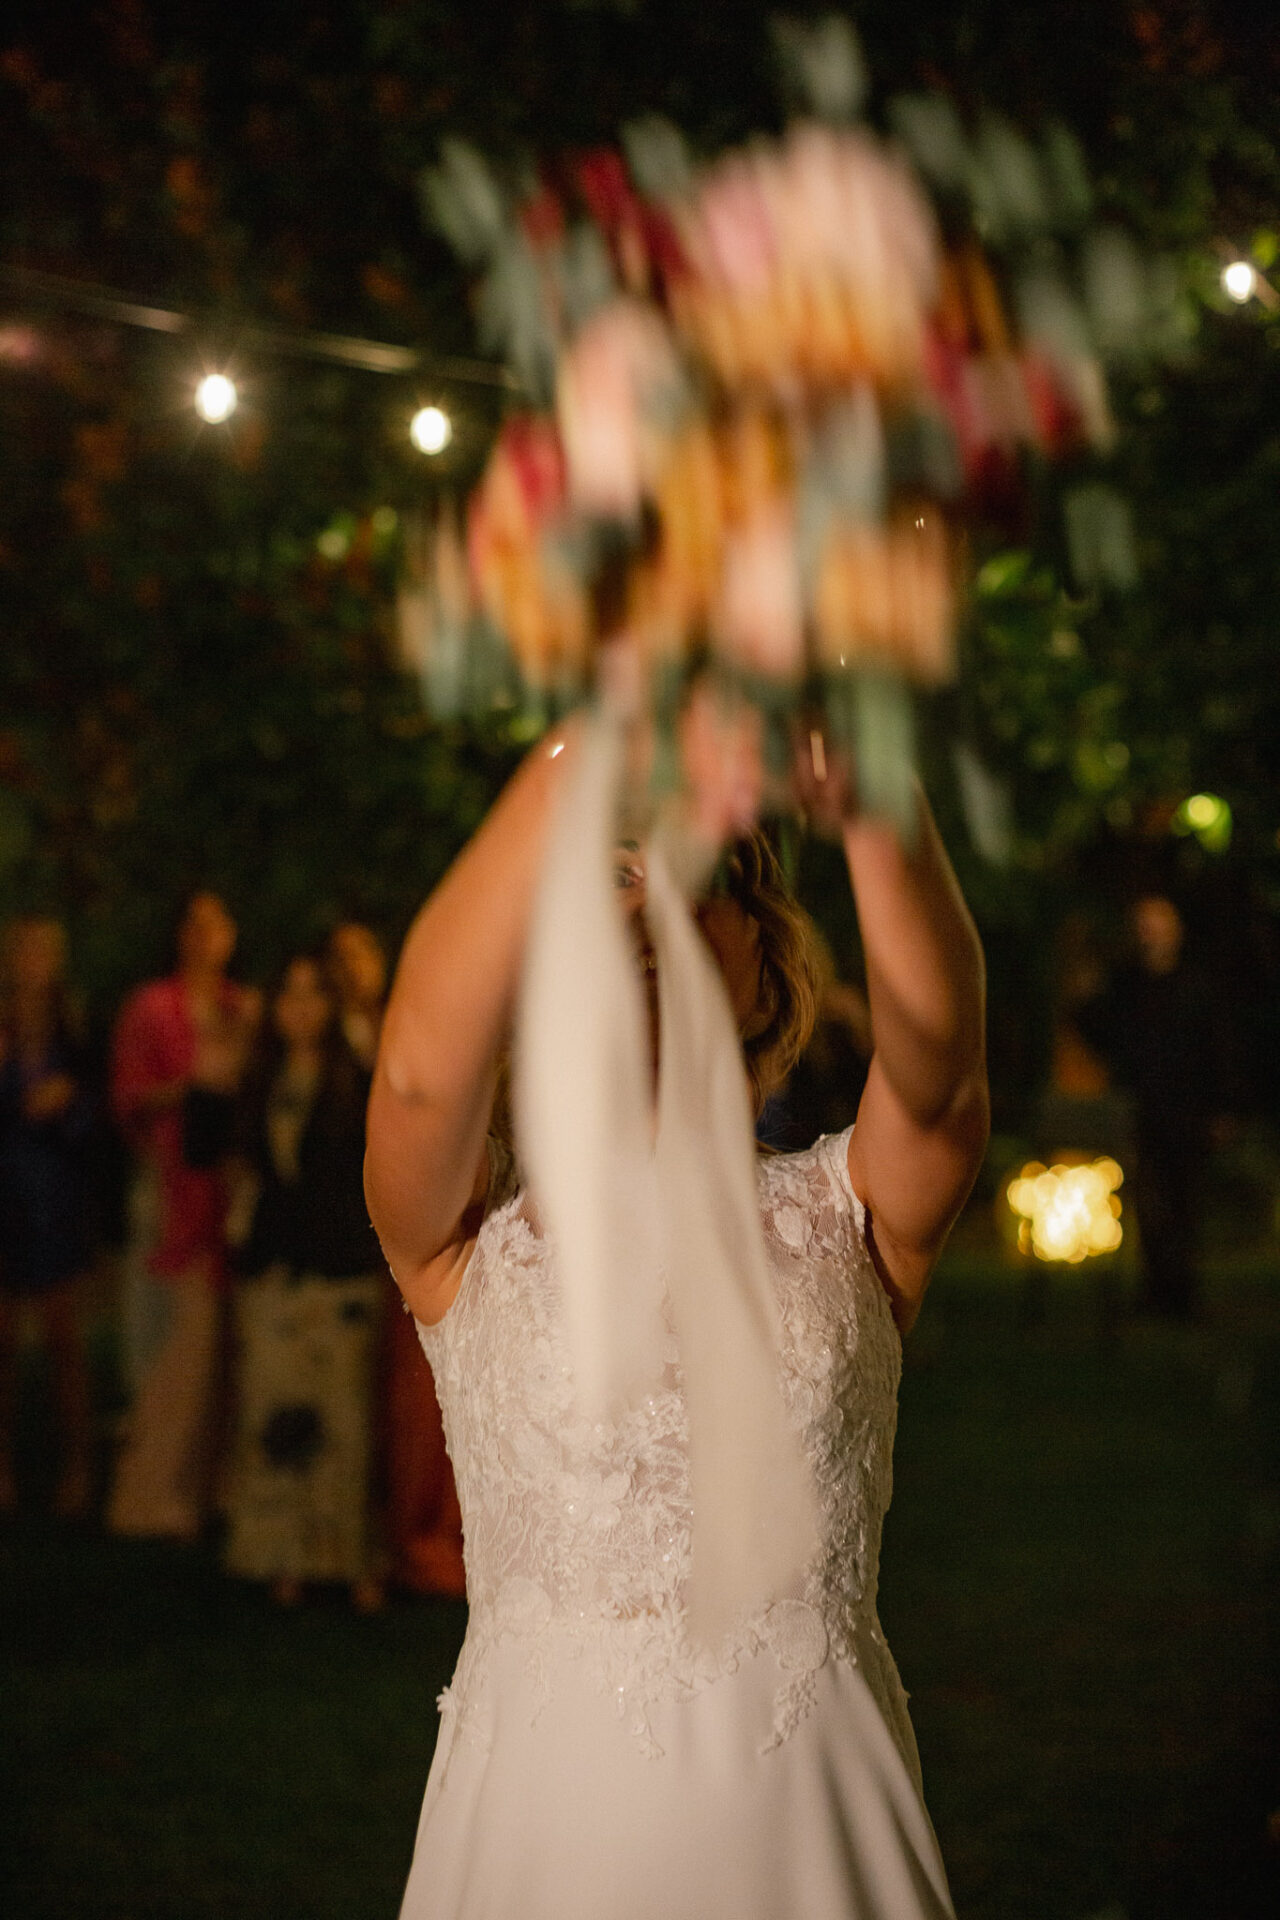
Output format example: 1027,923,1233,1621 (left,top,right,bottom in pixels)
107,891,259,1539
224,953,384,1609
327,921,387,1071
328,919,466,1598
1078,894,1226,1318
0,917,96,1516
